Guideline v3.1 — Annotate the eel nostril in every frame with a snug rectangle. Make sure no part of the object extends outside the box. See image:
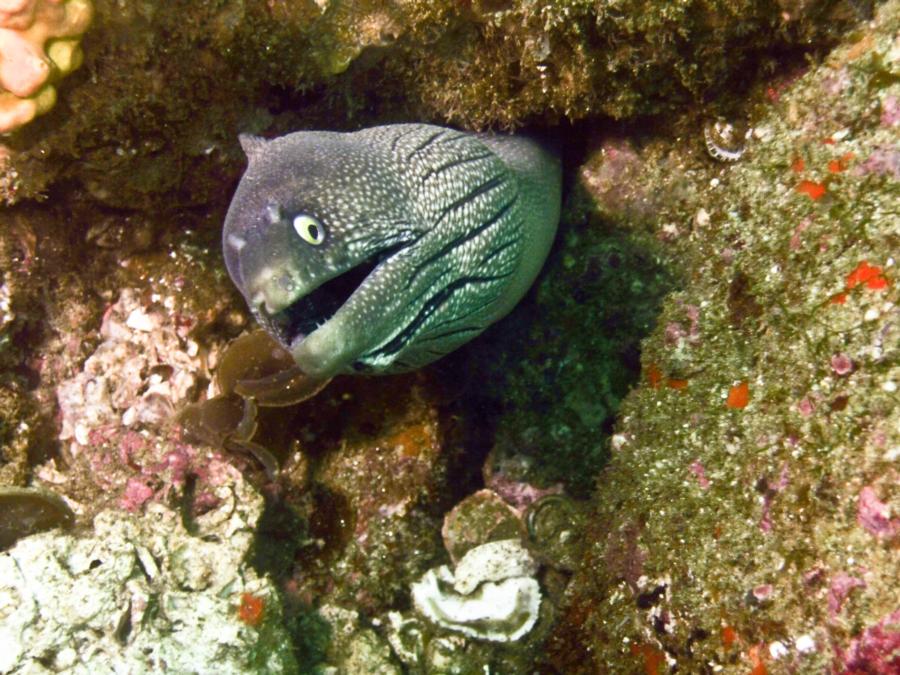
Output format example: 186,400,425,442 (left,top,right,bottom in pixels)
277,274,295,293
